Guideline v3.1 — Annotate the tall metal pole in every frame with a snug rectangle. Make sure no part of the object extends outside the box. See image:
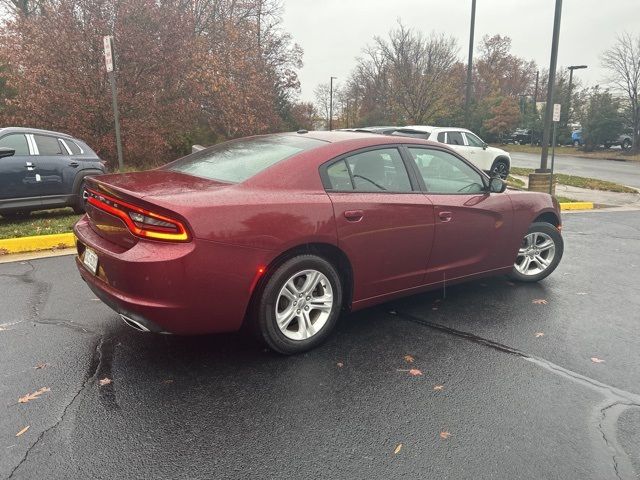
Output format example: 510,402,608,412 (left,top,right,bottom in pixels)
531,70,539,146
329,76,336,131
566,65,587,128
539,0,563,172
104,36,123,172
464,0,476,128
